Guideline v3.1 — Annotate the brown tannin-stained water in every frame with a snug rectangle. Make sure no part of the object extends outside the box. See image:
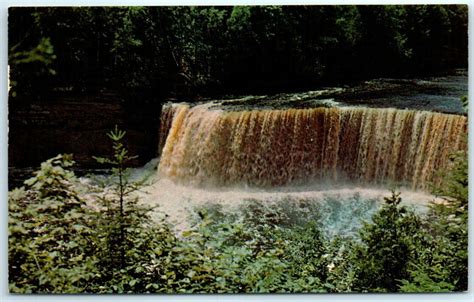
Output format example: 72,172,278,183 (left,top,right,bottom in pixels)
158,103,467,191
